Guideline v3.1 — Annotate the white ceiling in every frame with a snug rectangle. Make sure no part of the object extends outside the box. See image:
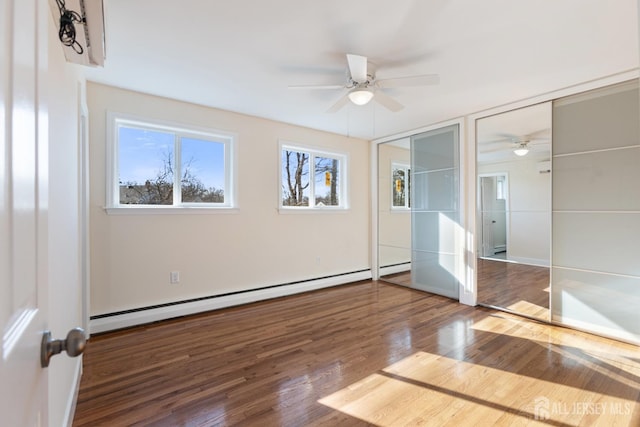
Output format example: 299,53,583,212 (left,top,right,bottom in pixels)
85,0,639,140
